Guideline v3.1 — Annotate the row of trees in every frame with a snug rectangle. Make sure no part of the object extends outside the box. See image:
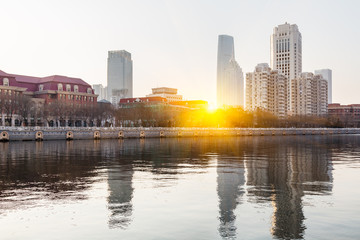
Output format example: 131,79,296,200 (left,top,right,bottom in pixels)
0,94,353,128
114,104,348,128
0,94,113,127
